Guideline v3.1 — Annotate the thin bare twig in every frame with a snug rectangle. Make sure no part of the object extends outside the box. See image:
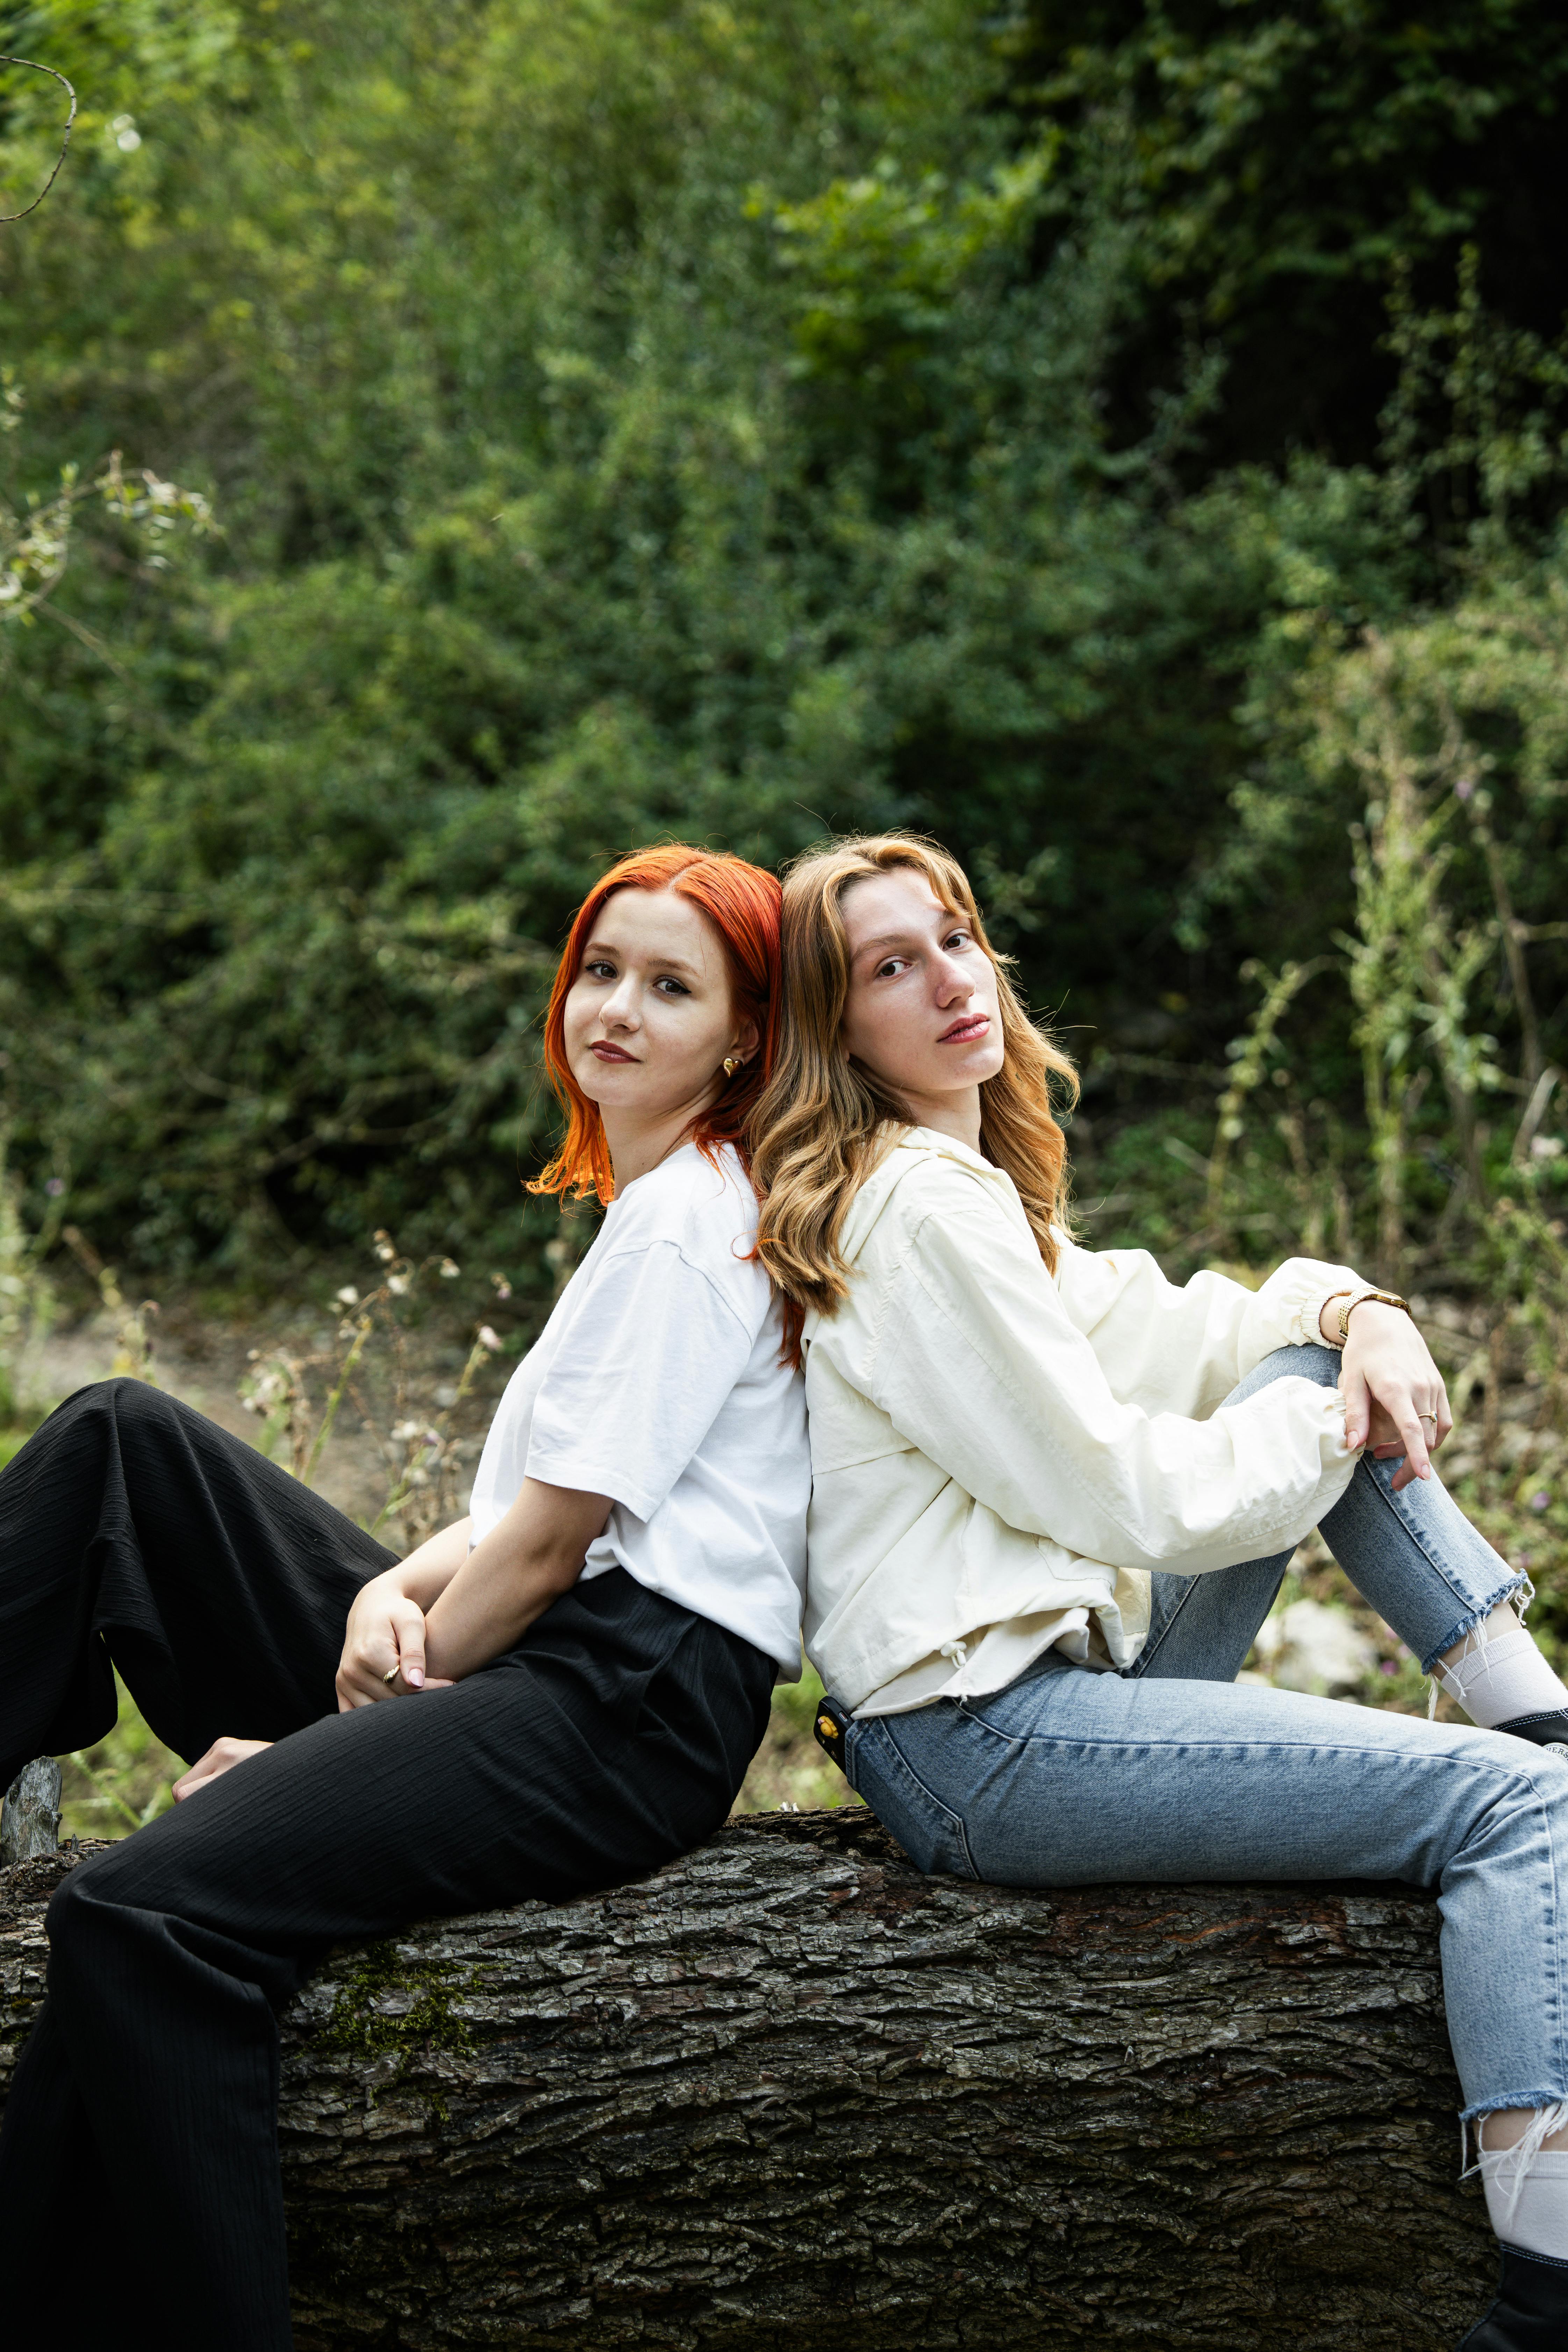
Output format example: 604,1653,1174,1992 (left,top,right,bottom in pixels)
1514,1066,1562,1167
1460,781,1543,1088
0,58,77,222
